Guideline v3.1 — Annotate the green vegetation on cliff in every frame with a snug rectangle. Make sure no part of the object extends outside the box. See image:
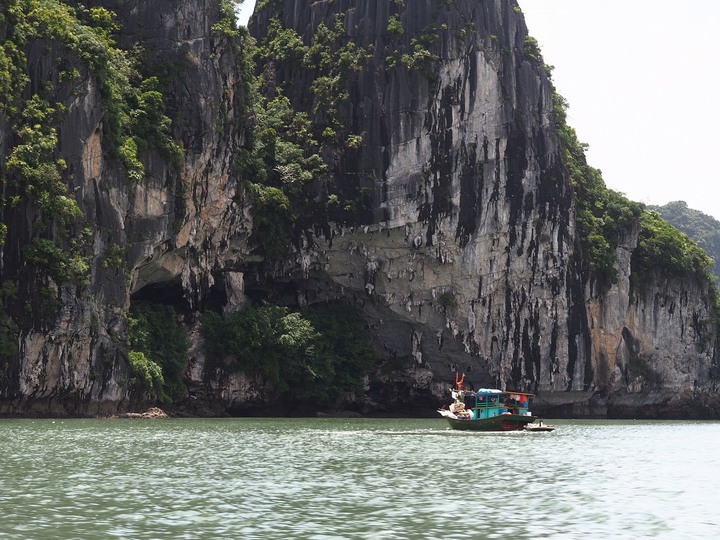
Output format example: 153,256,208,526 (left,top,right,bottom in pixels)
201,302,374,408
0,283,19,364
239,10,371,257
1,1,181,186
649,201,720,282
127,301,190,401
0,0,181,278
632,211,714,281
383,5,441,78
237,90,330,258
